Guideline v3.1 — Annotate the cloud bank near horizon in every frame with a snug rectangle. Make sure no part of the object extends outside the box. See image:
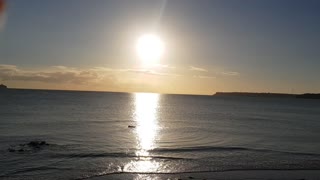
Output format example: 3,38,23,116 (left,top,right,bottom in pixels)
0,64,243,94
